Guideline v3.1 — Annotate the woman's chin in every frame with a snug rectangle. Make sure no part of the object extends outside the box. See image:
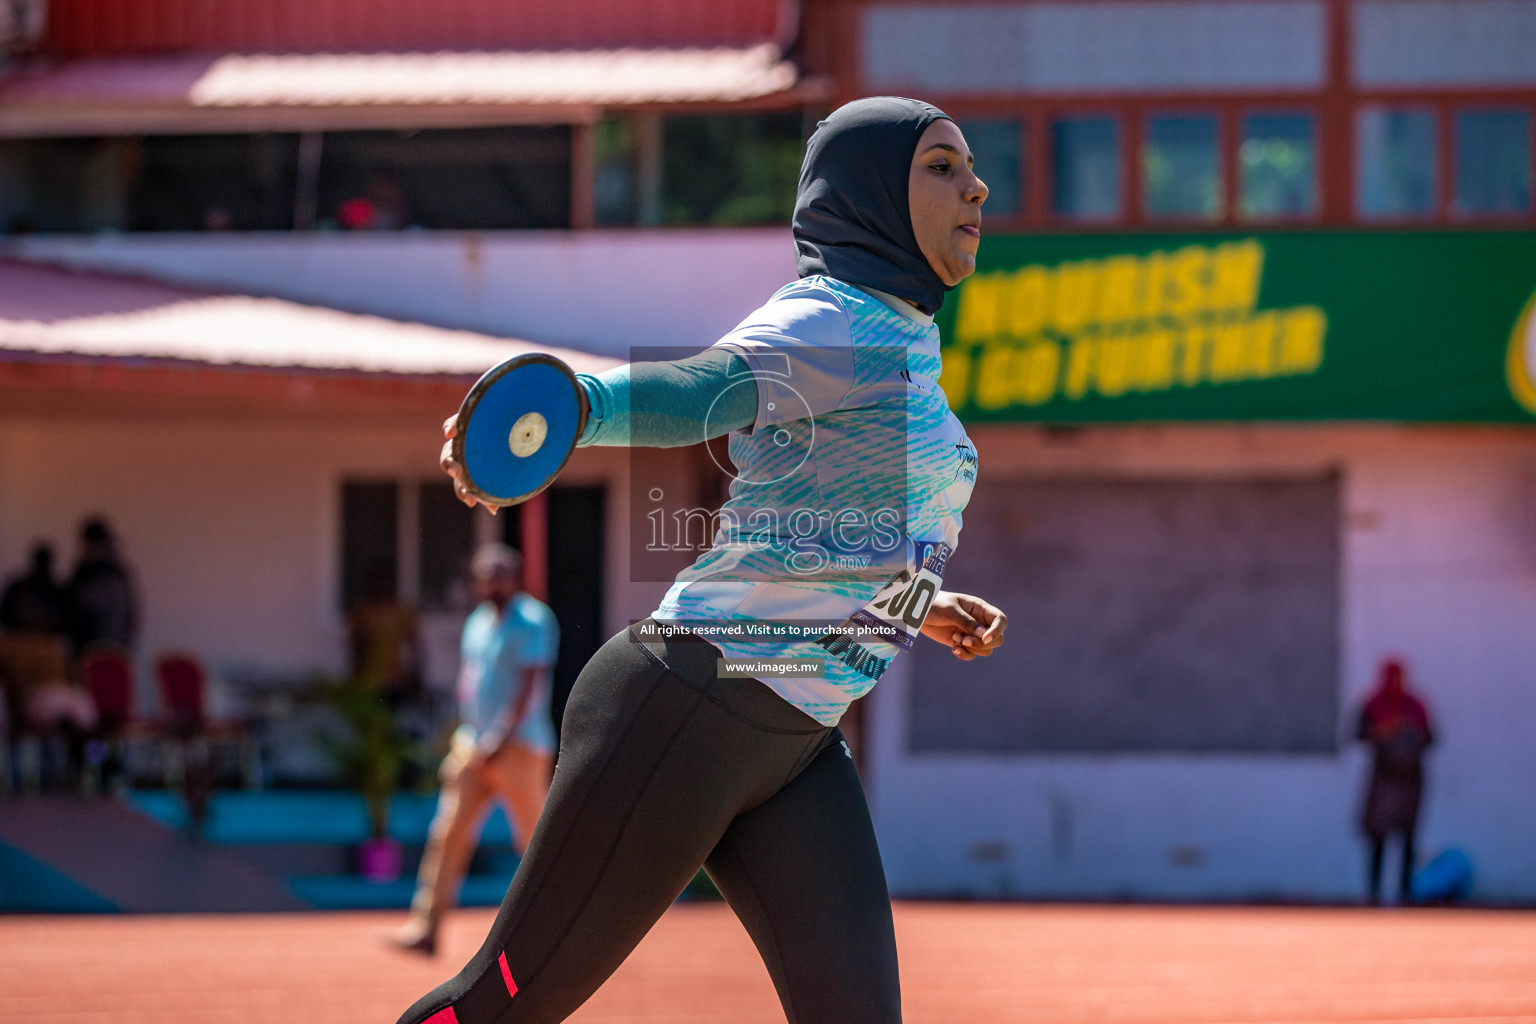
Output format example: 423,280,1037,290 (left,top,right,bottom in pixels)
944,256,978,285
